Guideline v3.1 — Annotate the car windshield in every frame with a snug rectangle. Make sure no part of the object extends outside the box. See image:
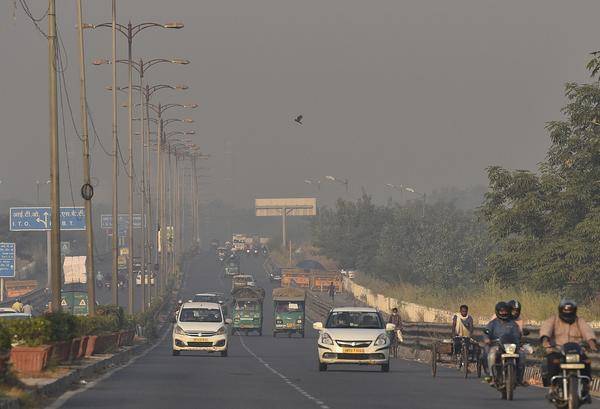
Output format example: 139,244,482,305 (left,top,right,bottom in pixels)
325,311,383,329
192,295,217,303
179,308,222,323
275,302,303,313
235,301,258,311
